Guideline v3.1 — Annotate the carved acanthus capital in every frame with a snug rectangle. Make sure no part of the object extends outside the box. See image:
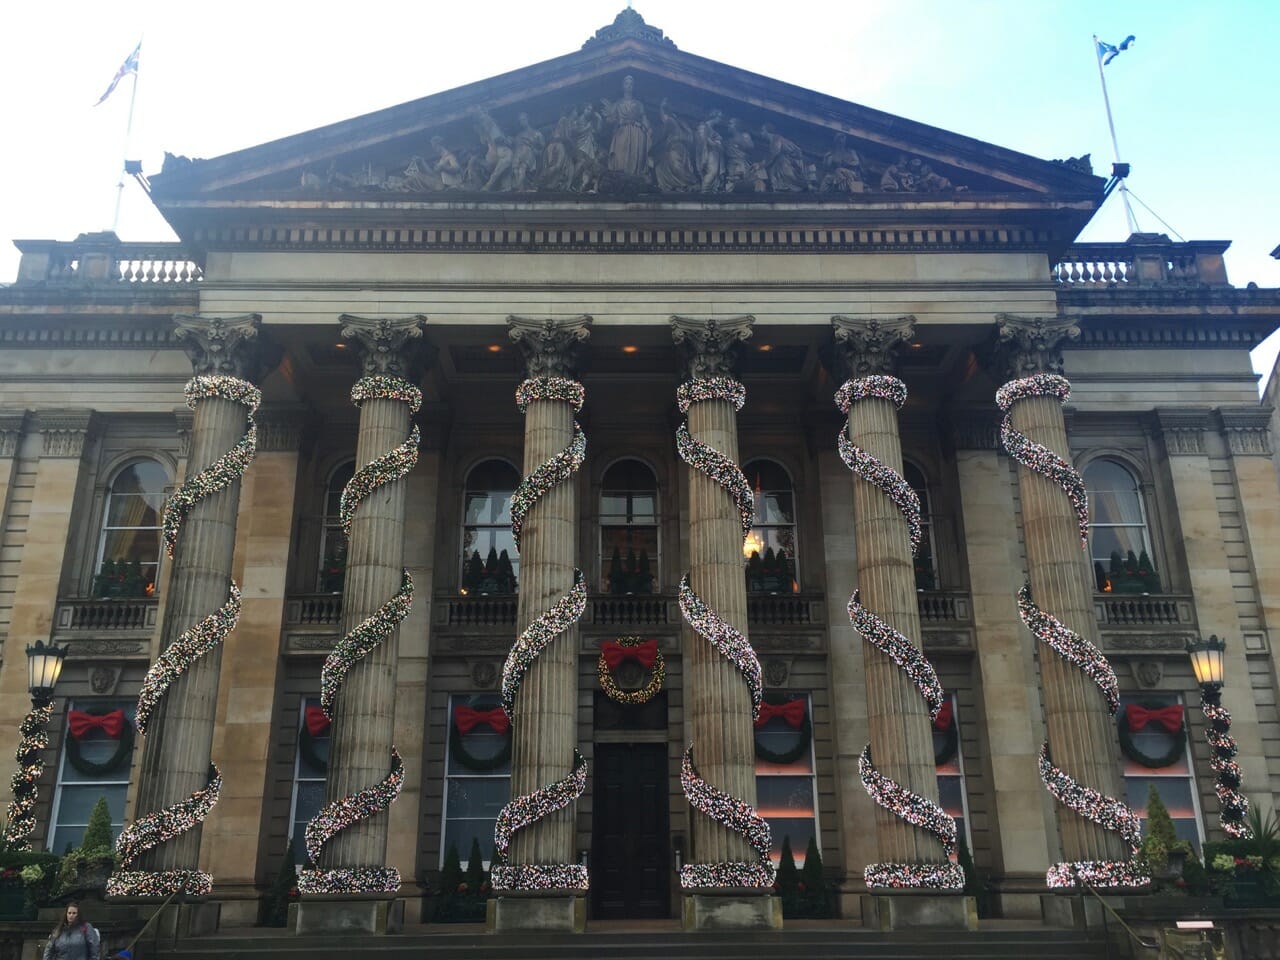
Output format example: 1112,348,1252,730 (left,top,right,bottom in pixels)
339,314,428,377
670,315,754,379
1219,407,1274,457
992,314,1080,379
0,412,29,458
173,313,272,380
1154,408,1211,457
507,315,592,378
36,410,96,459
831,315,916,377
